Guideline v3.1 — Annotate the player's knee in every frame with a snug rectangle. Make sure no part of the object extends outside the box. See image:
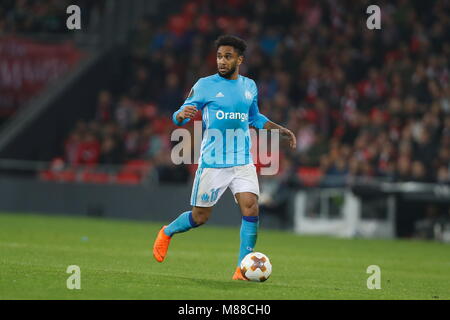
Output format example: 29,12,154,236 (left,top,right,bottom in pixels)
241,200,258,217
192,207,211,225
194,214,209,225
